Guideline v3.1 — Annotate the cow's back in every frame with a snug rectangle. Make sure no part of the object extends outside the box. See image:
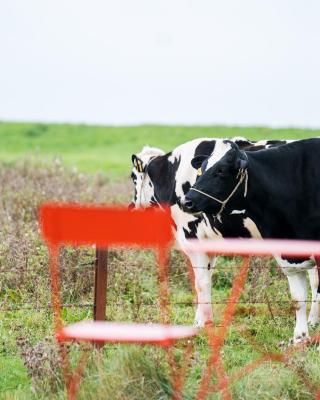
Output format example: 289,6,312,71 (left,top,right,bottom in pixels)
247,138,320,239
